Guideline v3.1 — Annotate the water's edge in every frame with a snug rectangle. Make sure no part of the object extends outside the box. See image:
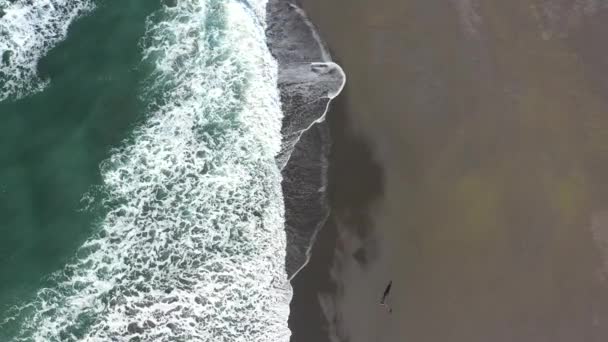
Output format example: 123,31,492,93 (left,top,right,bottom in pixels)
264,0,345,280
